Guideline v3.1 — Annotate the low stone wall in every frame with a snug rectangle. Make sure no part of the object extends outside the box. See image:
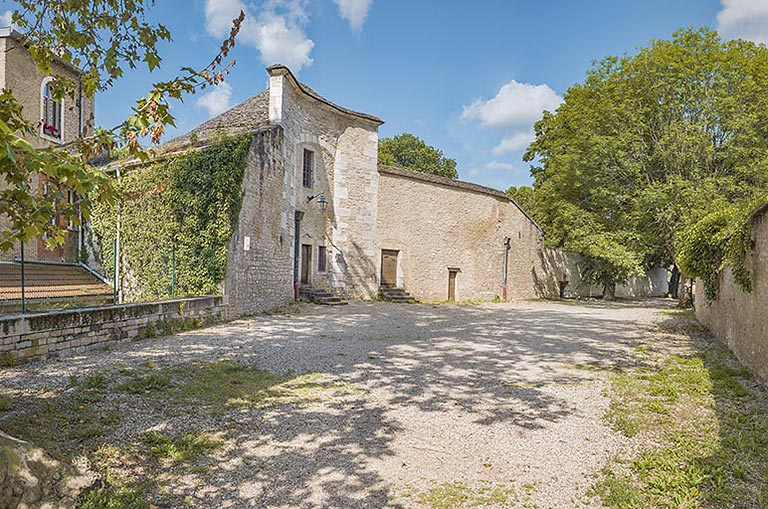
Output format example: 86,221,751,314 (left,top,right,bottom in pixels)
0,296,225,363
695,204,768,382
